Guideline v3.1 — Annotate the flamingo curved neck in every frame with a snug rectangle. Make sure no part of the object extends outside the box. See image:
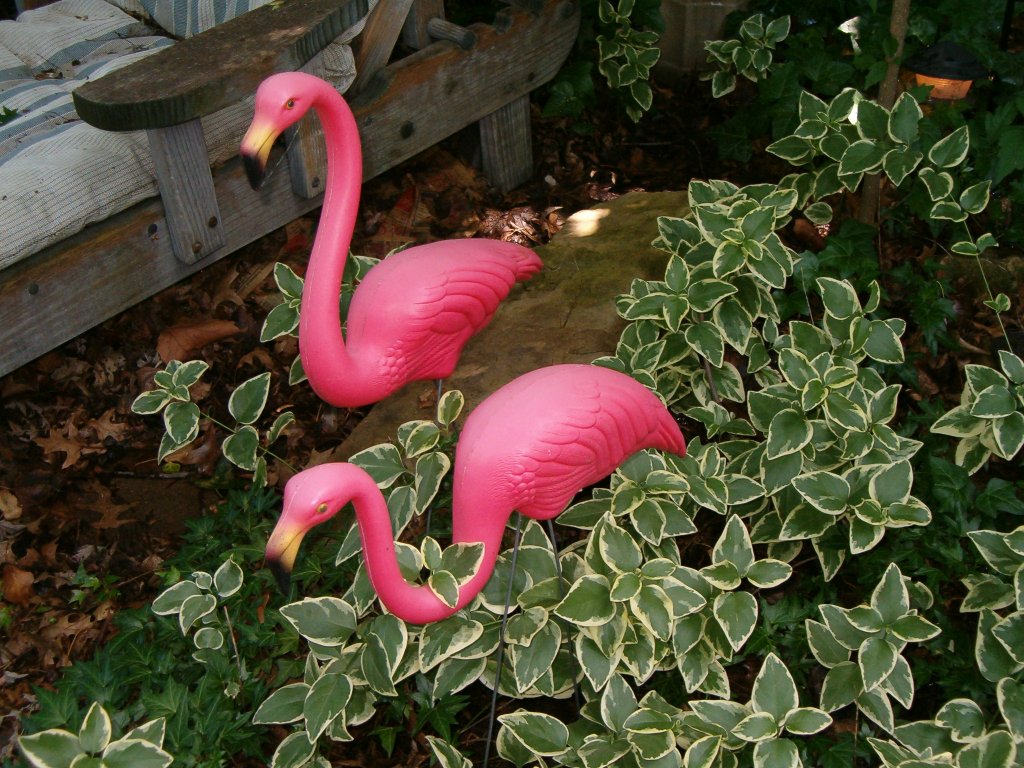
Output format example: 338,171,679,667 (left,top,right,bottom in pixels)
348,467,506,624
298,83,376,404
